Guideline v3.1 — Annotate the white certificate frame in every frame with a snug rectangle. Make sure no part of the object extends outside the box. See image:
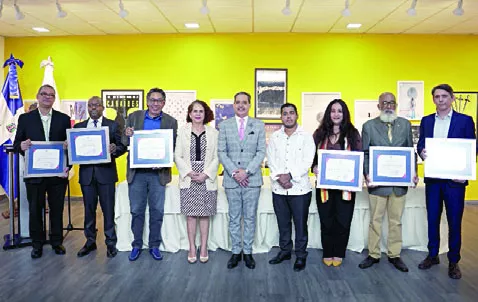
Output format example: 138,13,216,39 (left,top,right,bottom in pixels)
66,127,111,165
424,138,476,180
316,149,364,192
369,146,415,187
130,129,174,168
24,141,67,178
